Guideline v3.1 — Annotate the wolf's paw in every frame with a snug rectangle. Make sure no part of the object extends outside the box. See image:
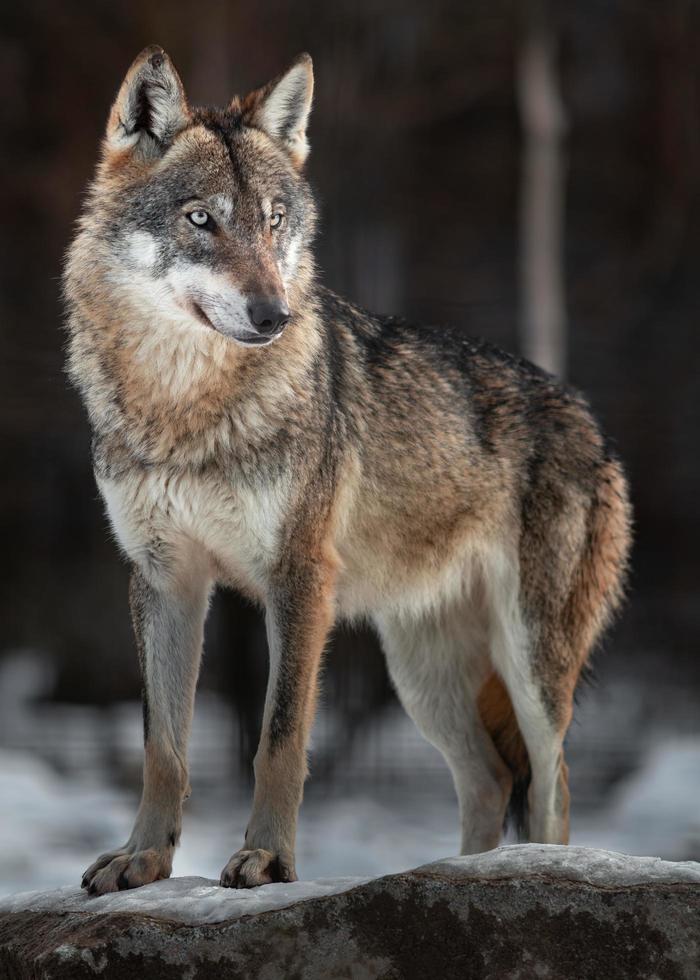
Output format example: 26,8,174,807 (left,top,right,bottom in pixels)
81,847,172,895
219,848,297,888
